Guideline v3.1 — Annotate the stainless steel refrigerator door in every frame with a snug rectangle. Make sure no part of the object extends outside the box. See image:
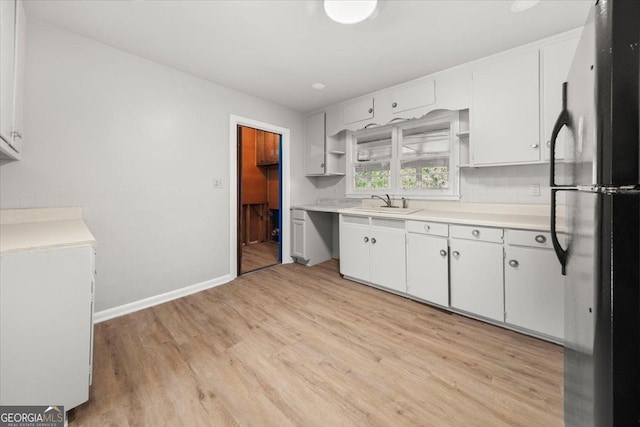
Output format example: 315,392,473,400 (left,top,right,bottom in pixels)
564,190,598,427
